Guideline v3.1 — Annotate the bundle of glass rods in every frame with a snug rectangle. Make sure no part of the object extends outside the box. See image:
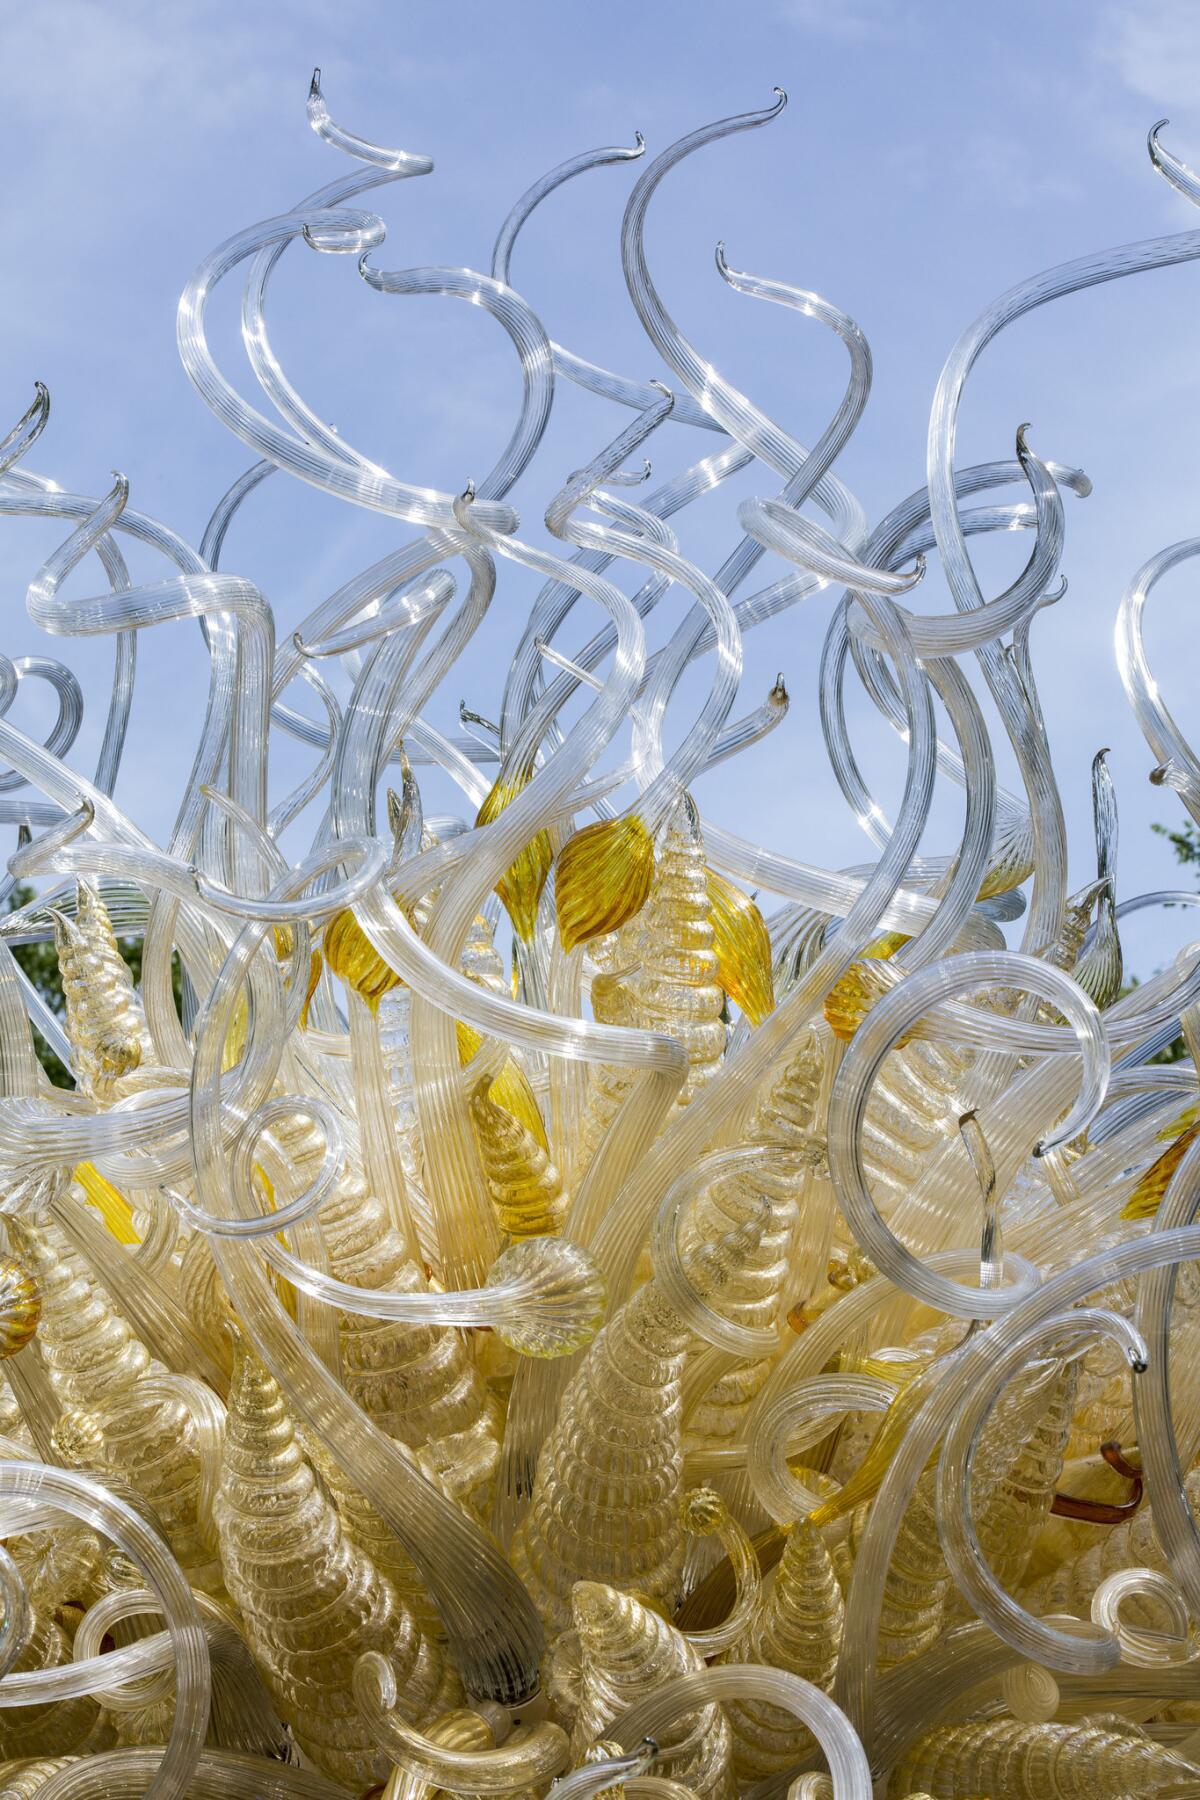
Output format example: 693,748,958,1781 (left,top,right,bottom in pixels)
0,68,1198,1800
